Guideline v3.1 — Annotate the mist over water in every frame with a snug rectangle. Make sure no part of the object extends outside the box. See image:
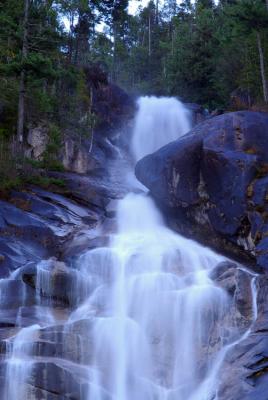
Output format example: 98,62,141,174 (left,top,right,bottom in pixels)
132,96,191,161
